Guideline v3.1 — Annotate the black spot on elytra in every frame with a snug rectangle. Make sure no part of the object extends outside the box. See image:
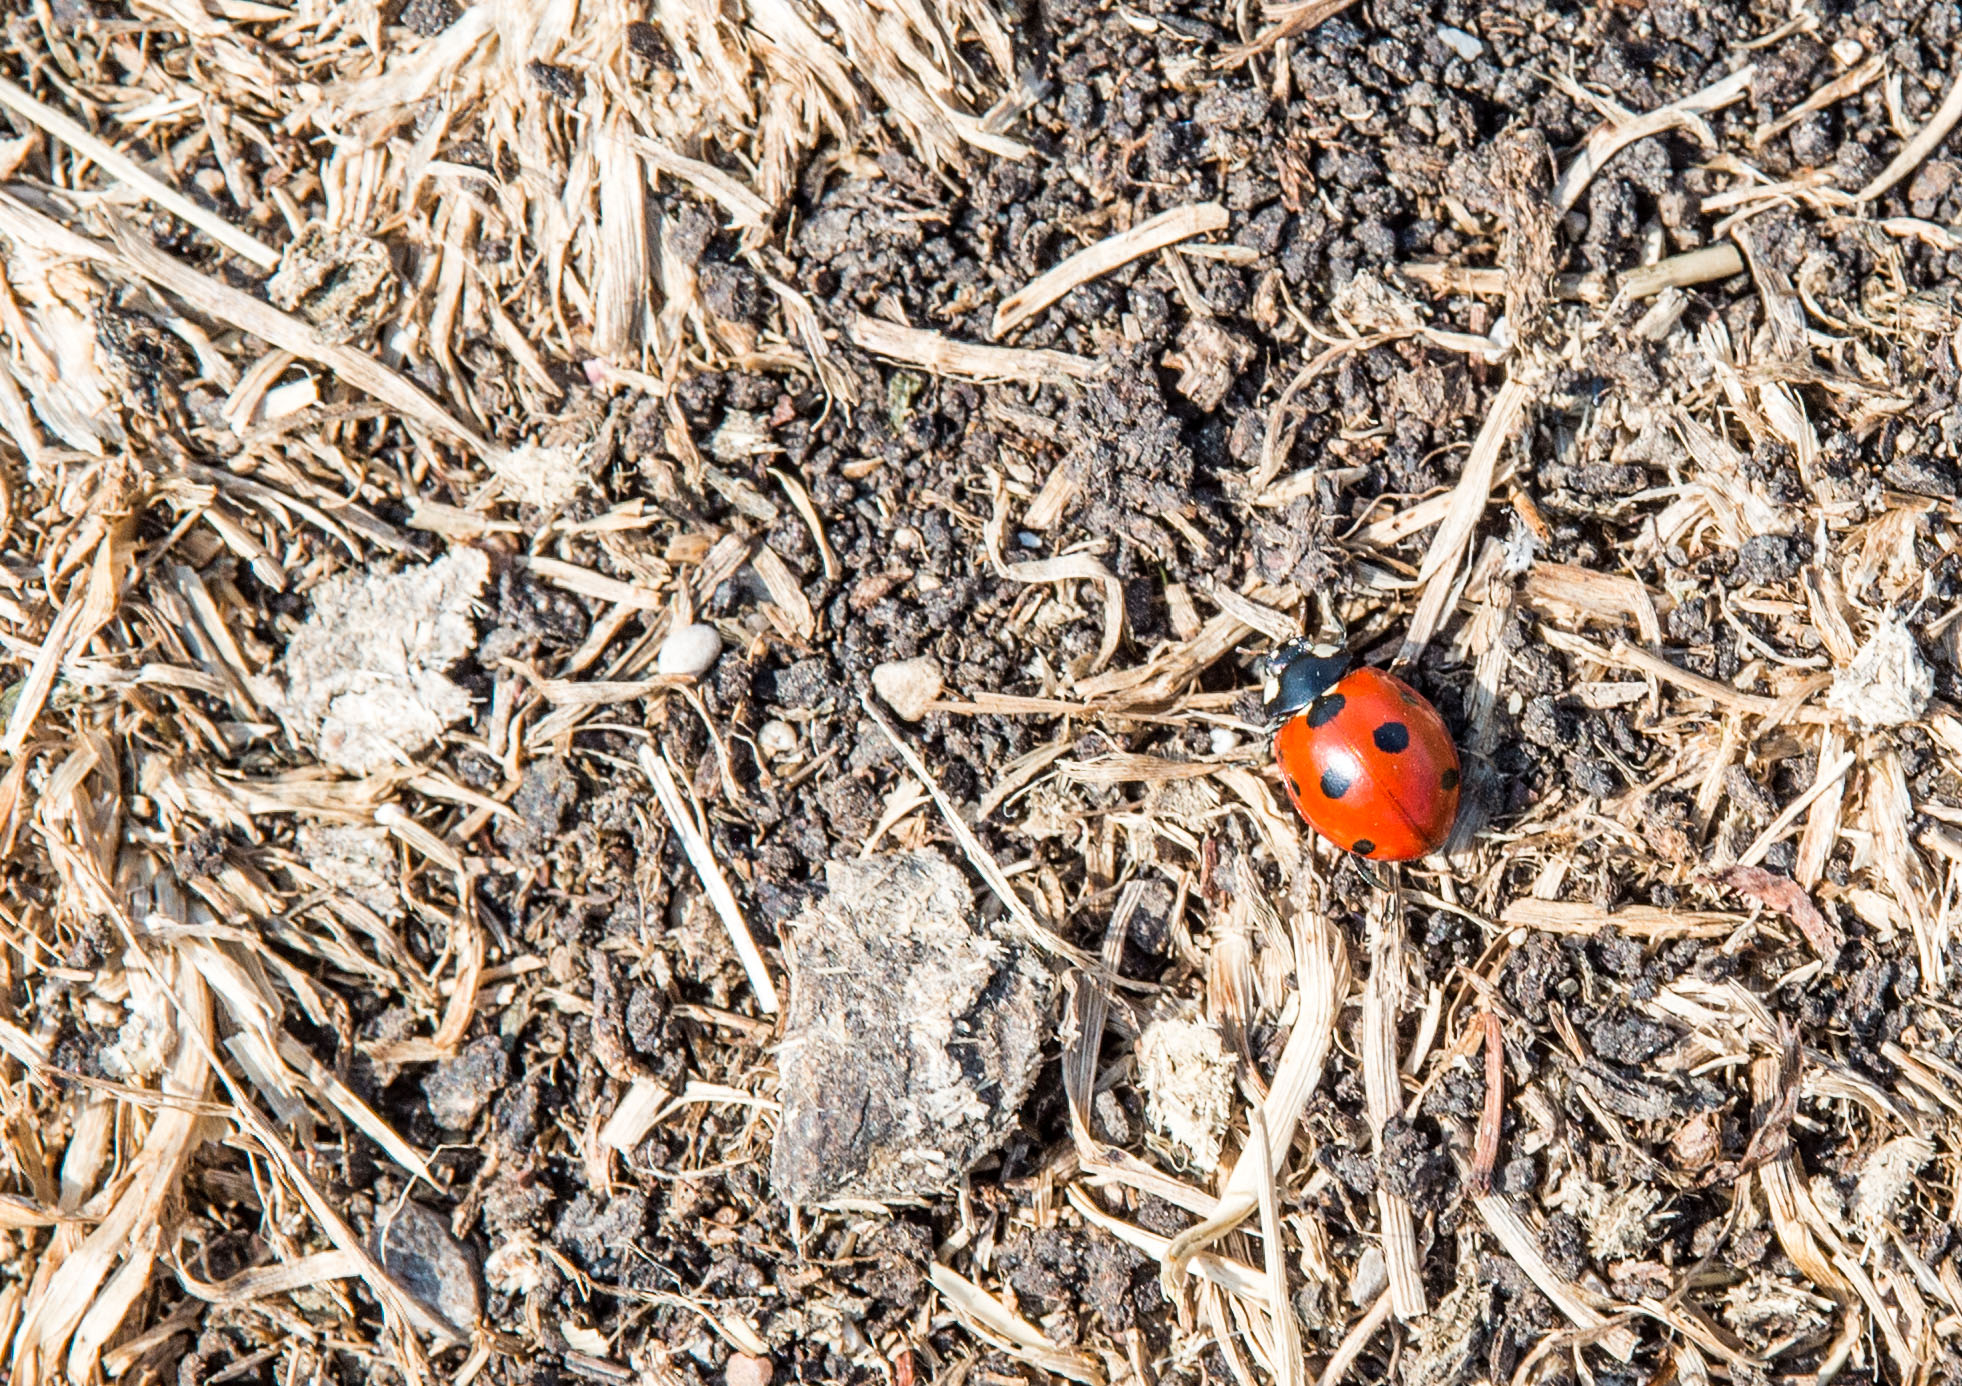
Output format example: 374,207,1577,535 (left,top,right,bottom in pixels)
1373,721,1411,753
1320,765,1354,799
1306,693,1345,728
1352,838,1376,856
1440,766,1461,791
